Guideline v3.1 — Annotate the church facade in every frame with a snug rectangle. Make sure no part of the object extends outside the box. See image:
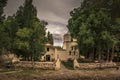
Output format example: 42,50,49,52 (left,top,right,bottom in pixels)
41,32,79,61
